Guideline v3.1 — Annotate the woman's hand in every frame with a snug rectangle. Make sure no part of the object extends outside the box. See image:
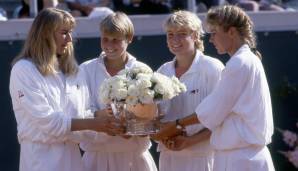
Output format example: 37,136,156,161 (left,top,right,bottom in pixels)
94,115,125,135
150,121,181,141
163,128,211,151
71,115,125,135
162,135,192,151
94,107,113,118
